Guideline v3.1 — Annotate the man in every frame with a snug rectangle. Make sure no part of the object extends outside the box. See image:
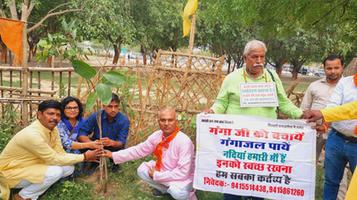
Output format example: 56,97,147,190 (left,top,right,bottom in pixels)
318,68,357,200
303,101,357,122
300,55,347,200
300,54,344,163
208,40,303,200
78,93,130,172
102,107,197,200
0,100,100,200
302,100,357,200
